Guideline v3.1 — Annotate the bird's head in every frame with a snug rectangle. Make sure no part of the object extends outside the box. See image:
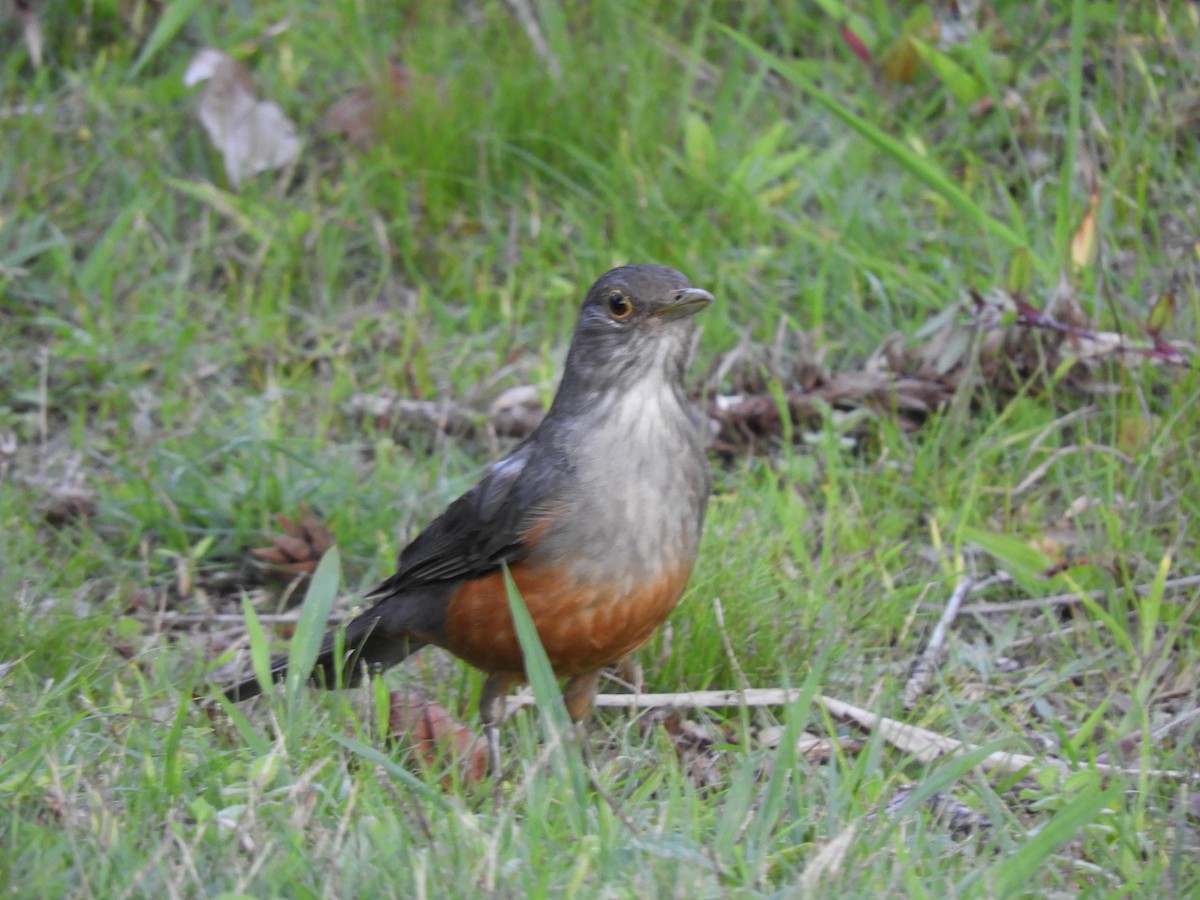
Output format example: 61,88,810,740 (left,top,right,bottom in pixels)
557,265,713,399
